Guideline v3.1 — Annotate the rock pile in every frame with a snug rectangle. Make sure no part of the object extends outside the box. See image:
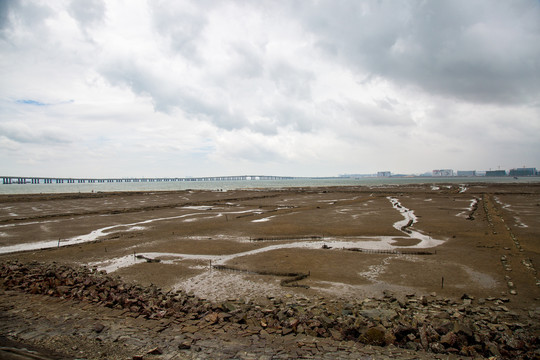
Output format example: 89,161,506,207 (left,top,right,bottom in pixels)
1,261,539,359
